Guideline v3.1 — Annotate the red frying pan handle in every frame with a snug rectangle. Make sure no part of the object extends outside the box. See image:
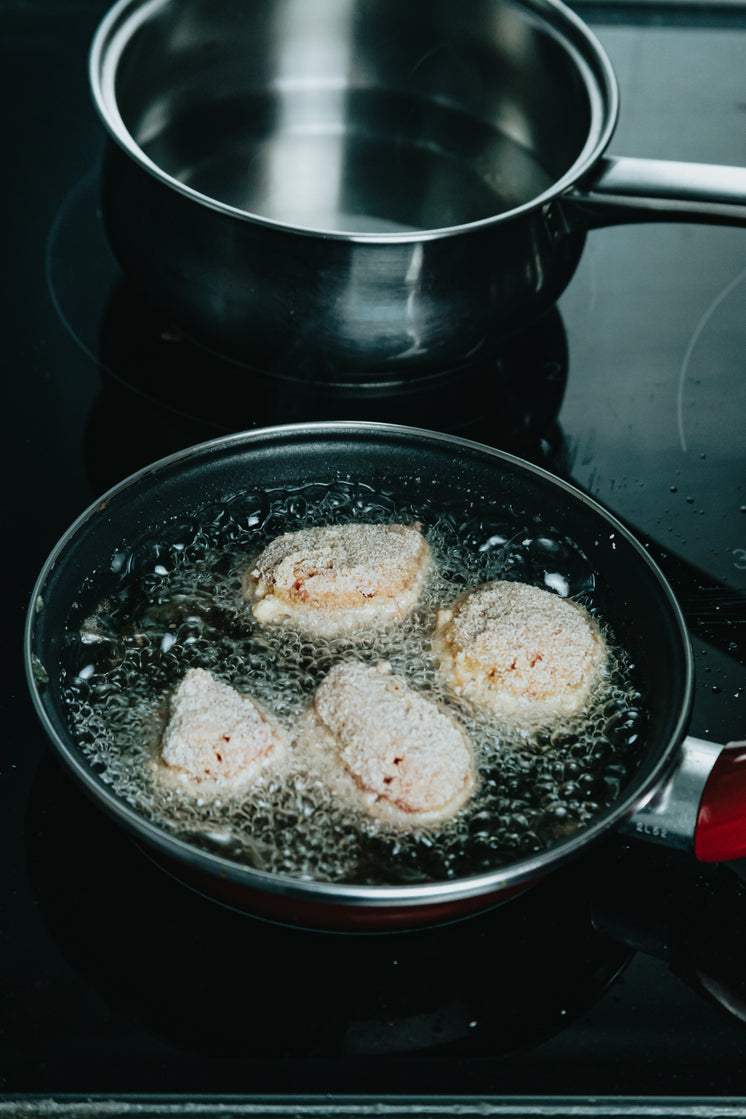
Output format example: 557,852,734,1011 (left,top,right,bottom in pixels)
695,741,746,862
623,737,746,862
